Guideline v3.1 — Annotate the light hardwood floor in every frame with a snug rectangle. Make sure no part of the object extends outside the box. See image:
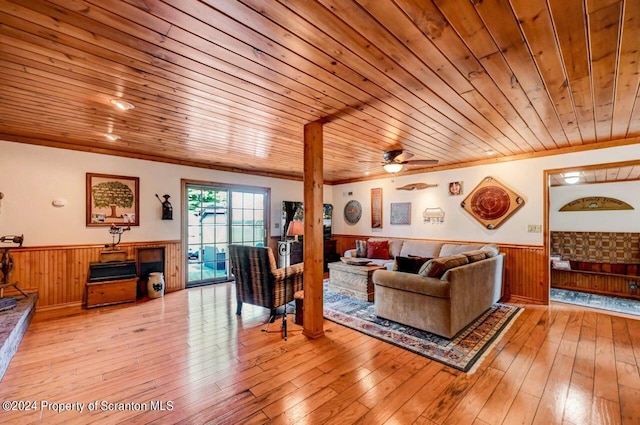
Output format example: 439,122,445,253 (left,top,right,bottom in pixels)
1,283,639,424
